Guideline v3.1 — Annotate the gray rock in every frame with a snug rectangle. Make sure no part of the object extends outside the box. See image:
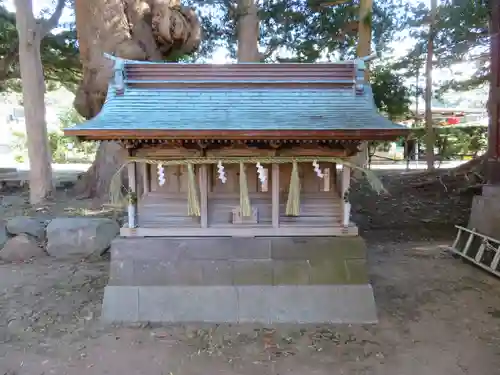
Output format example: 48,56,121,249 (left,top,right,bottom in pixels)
0,234,46,262
46,217,120,259
0,220,7,249
1,195,28,207
6,216,45,239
